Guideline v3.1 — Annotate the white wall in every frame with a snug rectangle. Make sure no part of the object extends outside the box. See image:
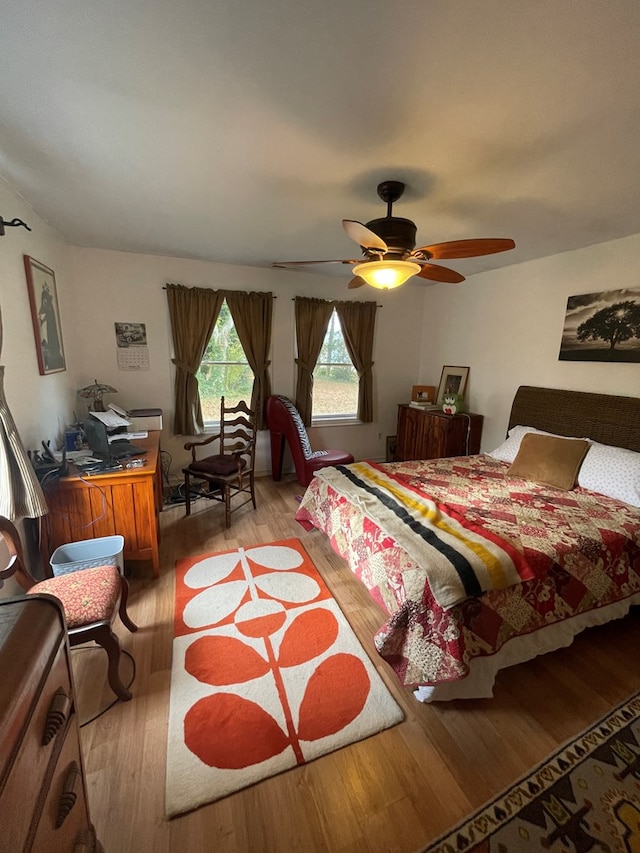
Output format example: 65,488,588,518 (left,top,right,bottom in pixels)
0,178,79,450
65,248,427,479
418,233,640,452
